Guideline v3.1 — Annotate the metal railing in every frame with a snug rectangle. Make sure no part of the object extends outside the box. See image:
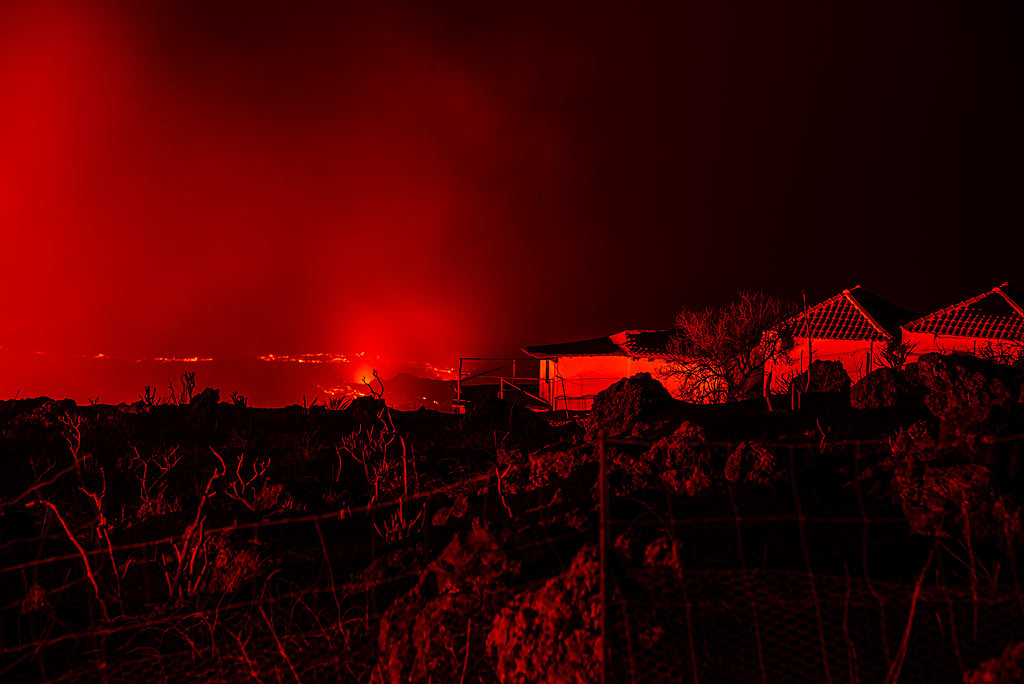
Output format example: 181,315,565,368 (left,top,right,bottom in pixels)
455,357,545,407
455,357,647,413
498,377,550,407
